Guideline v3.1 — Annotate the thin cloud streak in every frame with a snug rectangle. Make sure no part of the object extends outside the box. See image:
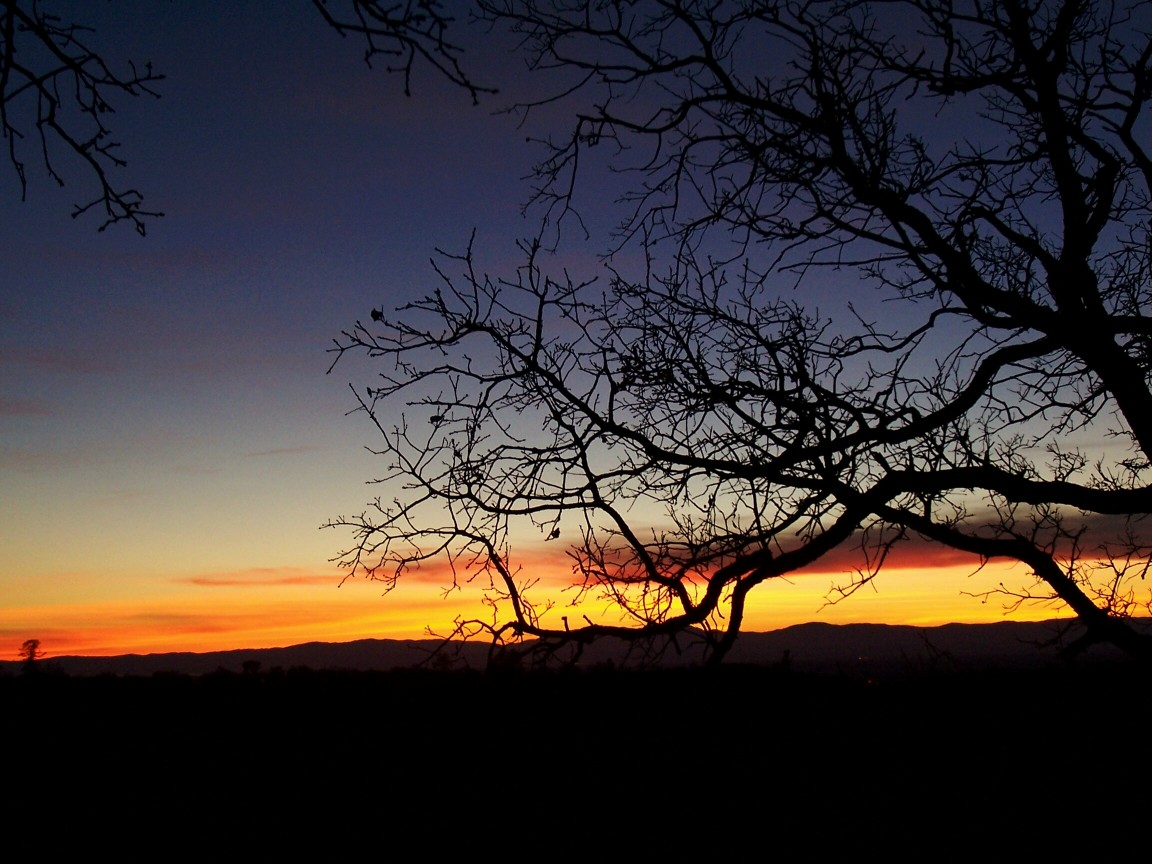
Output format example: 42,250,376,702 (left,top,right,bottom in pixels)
0,346,115,375
245,446,319,458
0,397,53,416
183,571,338,588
